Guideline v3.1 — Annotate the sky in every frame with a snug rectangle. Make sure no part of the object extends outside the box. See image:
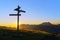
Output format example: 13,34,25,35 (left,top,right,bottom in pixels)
0,0,60,27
